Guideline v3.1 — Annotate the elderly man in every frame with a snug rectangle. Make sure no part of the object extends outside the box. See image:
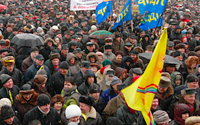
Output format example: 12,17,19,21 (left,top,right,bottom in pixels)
23,94,61,125
79,95,103,125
